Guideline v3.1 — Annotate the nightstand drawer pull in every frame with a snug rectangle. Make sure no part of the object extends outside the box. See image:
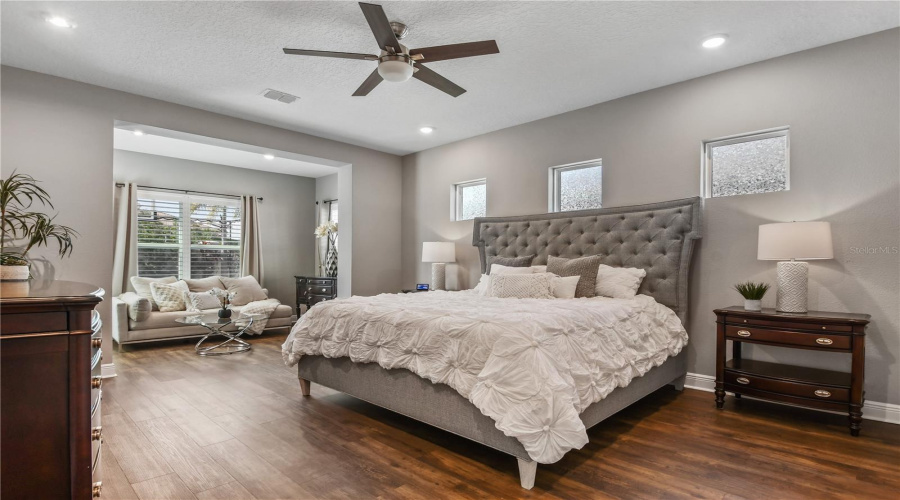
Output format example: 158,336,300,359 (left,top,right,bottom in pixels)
814,390,832,398
736,330,751,337
736,377,750,385
815,338,833,345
